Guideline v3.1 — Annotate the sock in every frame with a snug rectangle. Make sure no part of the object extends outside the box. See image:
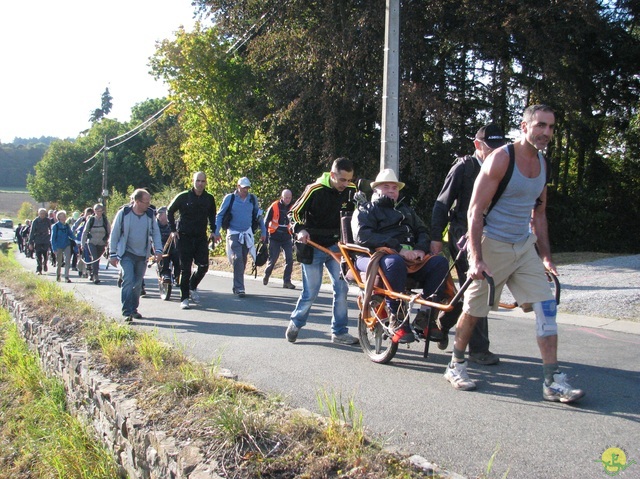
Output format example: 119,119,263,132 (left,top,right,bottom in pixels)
543,363,560,385
452,347,466,363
